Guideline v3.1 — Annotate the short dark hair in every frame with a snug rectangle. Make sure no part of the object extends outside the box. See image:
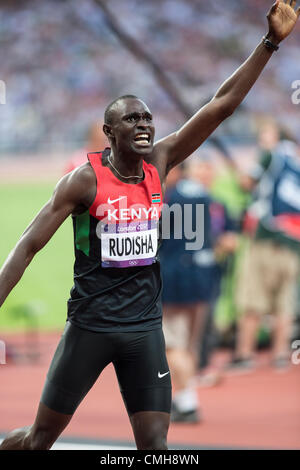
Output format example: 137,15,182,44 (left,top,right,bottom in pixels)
104,94,140,125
